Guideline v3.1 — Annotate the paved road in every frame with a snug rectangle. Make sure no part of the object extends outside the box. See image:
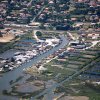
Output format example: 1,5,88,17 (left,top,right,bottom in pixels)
31,6,46,22
4,24,67,34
